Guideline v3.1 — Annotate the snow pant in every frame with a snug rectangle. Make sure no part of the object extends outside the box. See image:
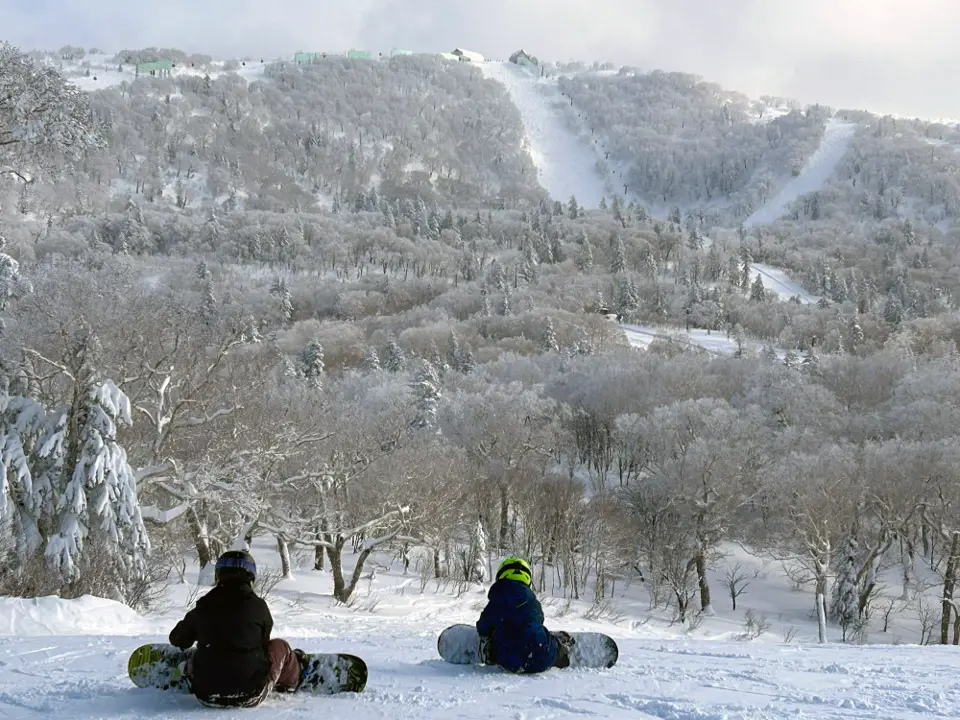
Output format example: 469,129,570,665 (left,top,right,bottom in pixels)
184,638,300,706
493,627,559,674
266,638,301,691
